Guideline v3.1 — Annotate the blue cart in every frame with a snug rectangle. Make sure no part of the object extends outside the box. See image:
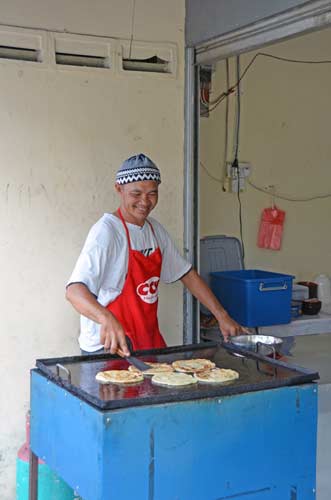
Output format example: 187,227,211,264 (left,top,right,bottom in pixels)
29,342,318,500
